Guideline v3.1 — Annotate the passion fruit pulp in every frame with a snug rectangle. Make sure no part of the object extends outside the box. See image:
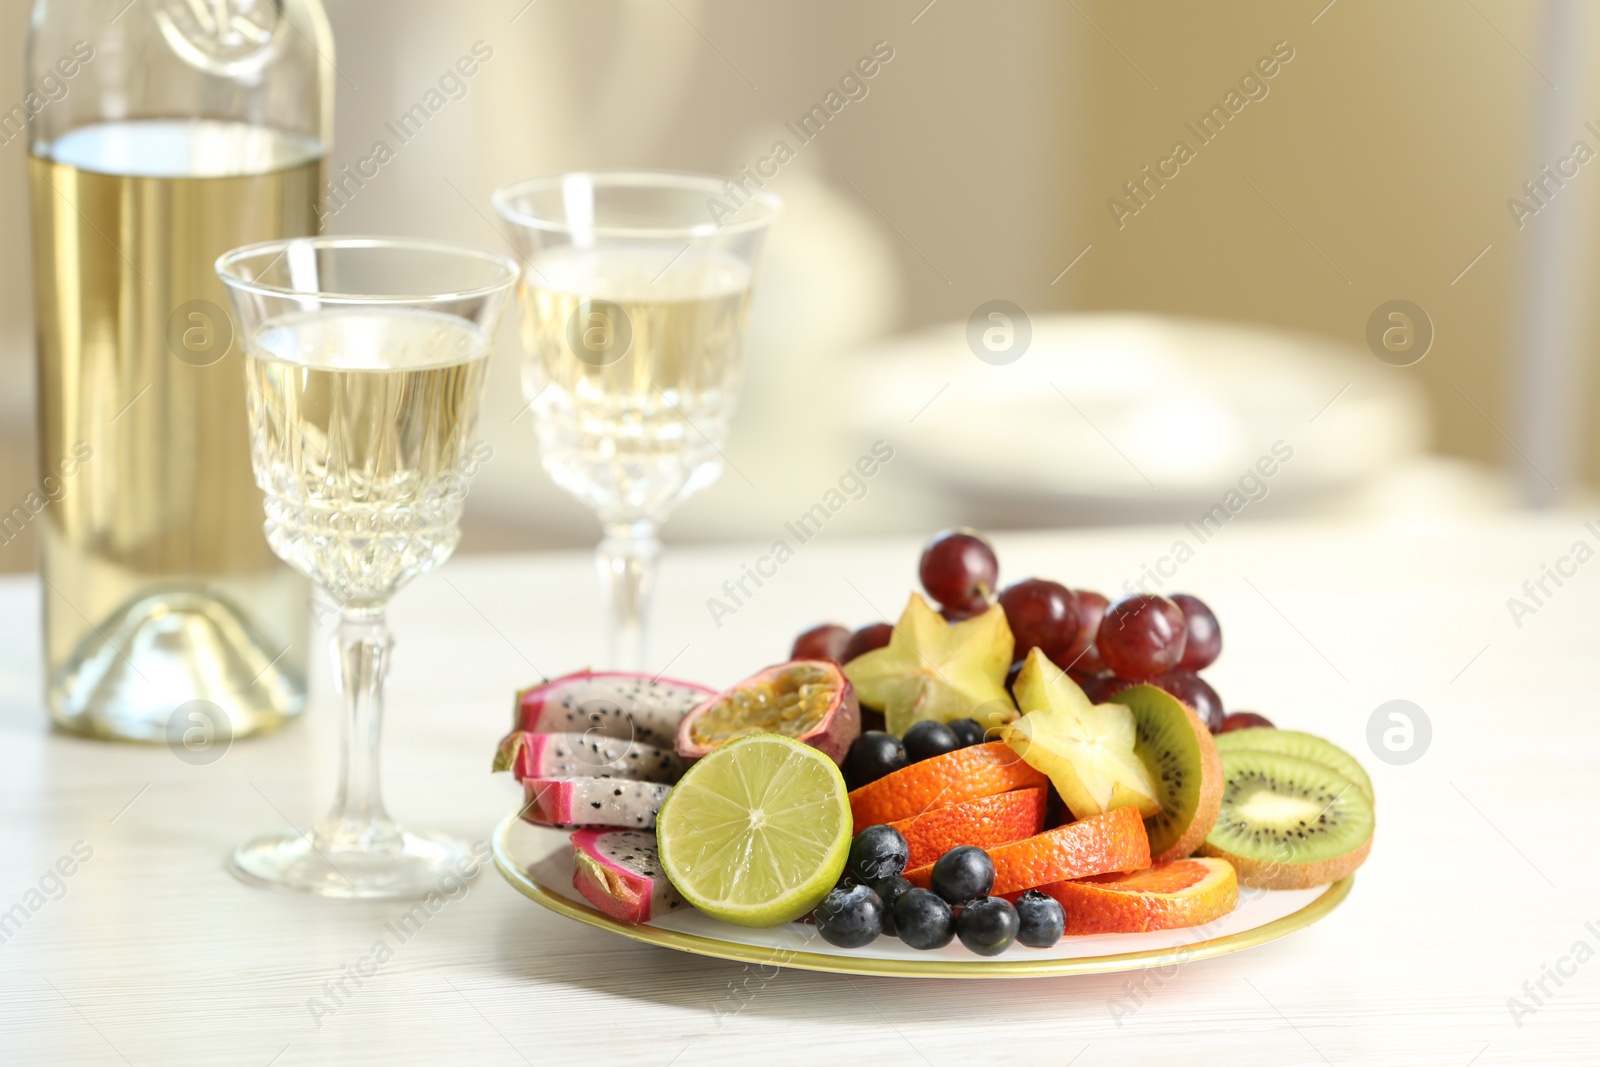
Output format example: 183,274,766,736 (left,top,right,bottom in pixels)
675,660,861,764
